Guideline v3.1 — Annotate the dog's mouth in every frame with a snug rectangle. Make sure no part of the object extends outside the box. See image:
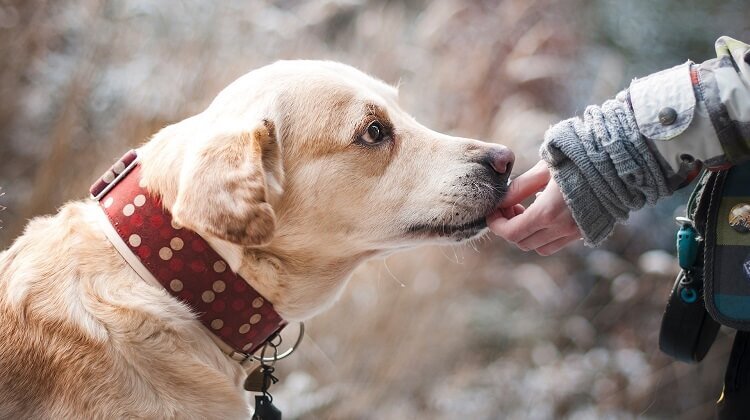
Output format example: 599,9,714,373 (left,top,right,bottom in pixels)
404,173,508,242
406,216,488,241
